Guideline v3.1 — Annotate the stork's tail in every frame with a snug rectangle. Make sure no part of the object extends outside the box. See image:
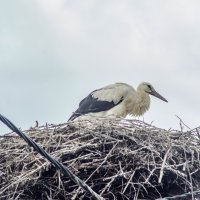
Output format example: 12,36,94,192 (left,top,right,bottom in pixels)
68,112,81,121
